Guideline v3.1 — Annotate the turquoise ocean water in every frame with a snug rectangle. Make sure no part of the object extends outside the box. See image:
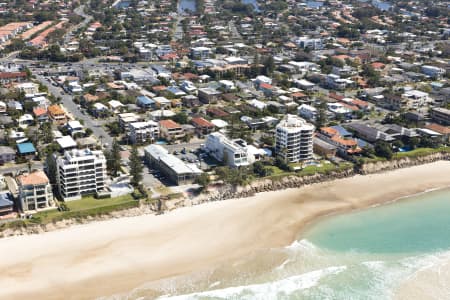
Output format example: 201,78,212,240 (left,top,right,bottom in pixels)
127,188,450,299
